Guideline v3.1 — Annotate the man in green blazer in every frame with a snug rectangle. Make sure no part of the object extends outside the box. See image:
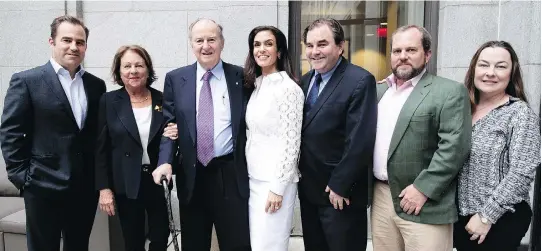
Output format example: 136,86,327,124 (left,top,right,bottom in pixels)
370,25,471,251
